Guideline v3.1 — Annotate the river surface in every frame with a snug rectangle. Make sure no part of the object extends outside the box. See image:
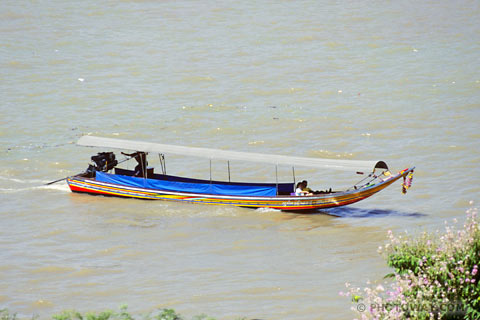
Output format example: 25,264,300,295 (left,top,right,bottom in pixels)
1,1,479,319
